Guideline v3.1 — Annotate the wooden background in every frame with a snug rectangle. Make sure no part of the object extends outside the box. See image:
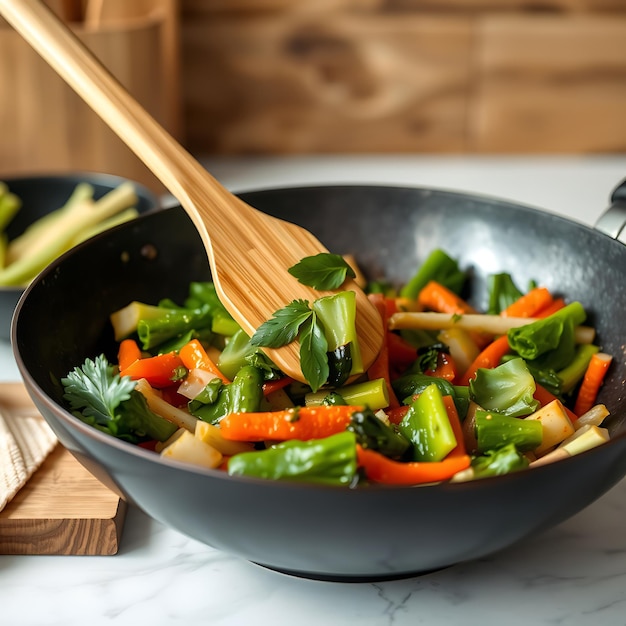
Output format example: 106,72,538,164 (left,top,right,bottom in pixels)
1,0,625,193
179,0,626,155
